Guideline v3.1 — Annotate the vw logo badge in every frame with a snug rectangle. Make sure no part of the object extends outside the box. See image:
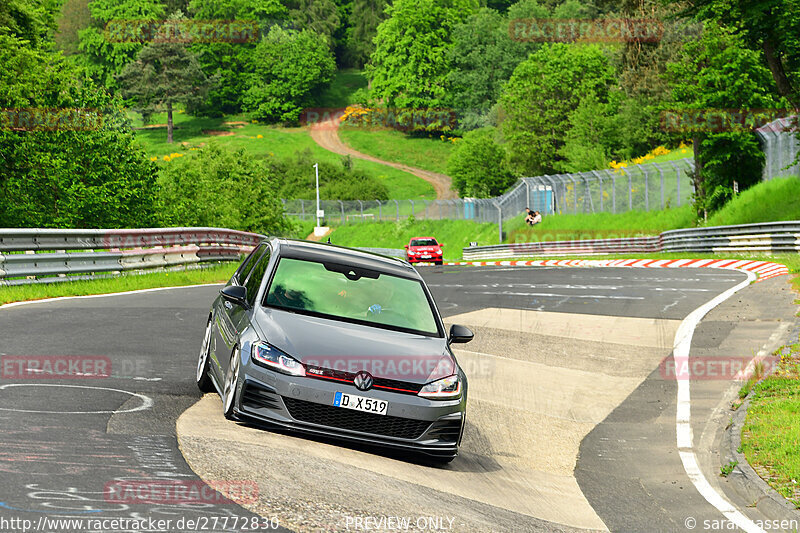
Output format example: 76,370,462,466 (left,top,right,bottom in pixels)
353,371,373,391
